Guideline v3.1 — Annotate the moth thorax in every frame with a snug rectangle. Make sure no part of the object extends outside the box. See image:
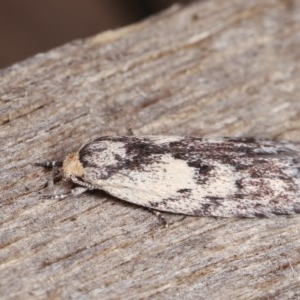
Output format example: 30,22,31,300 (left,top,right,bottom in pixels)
62,152,84,180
